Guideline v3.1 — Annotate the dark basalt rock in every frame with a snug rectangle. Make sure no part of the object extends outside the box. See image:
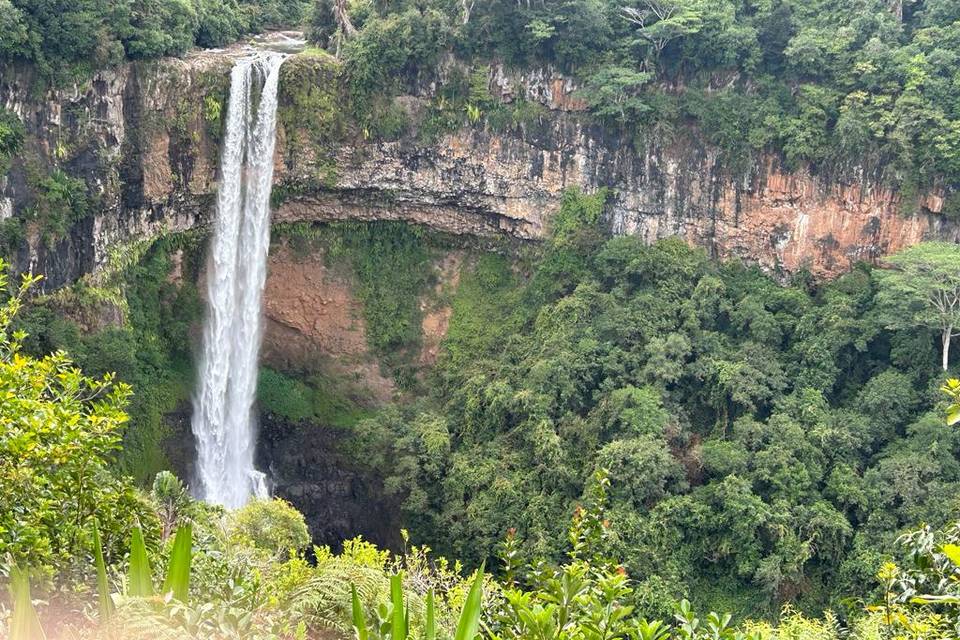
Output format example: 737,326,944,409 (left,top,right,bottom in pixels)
257,414,402,550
